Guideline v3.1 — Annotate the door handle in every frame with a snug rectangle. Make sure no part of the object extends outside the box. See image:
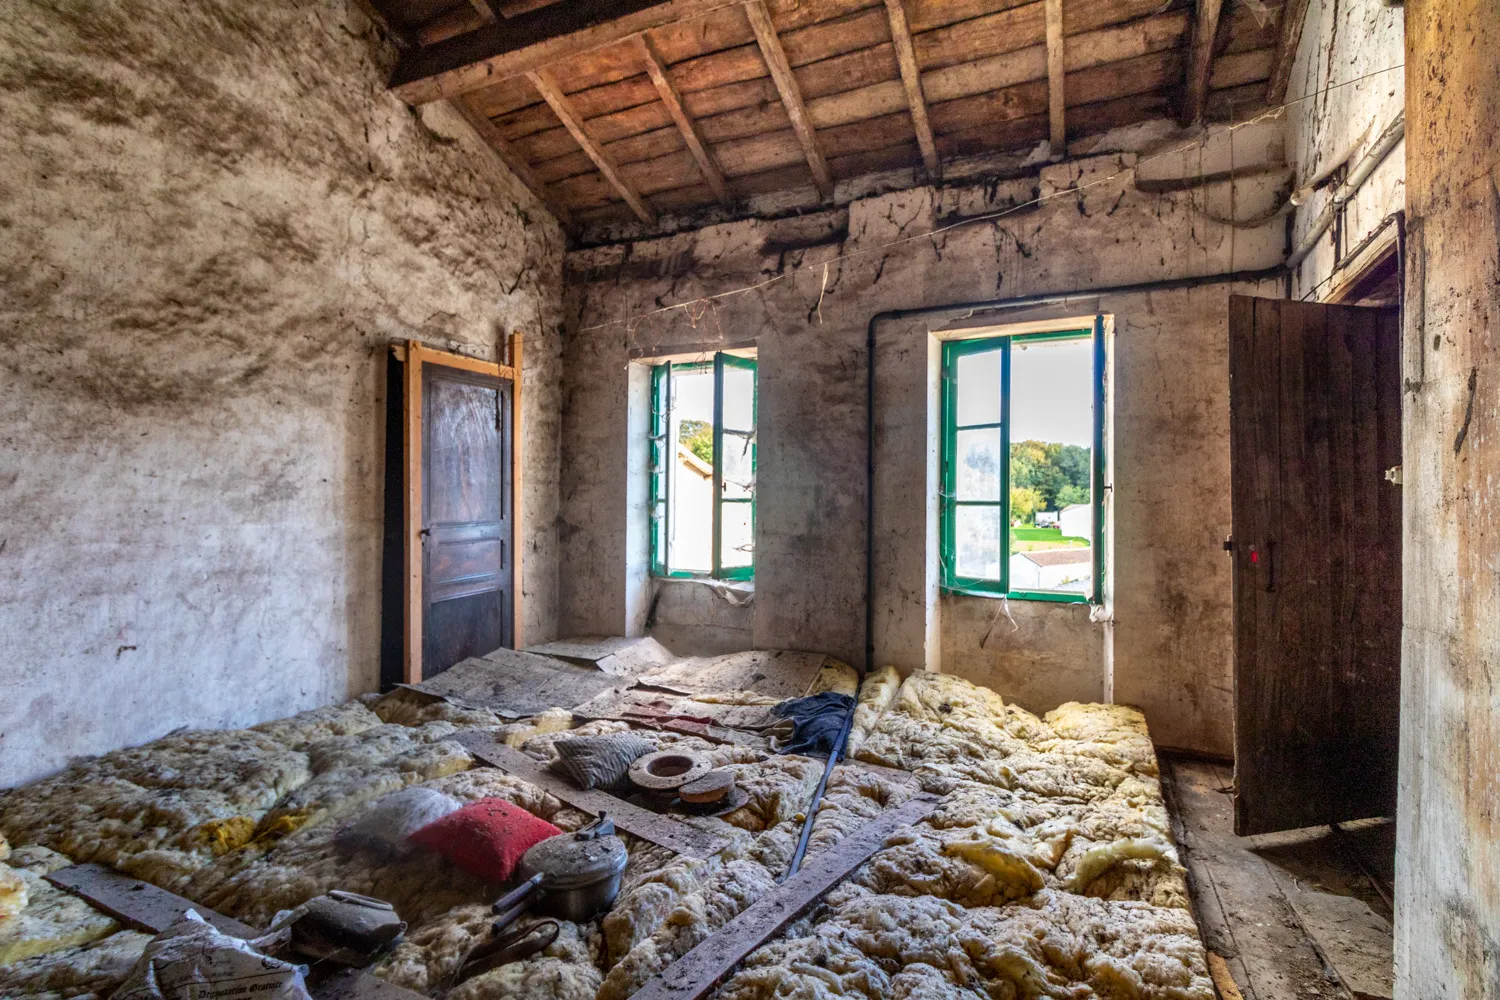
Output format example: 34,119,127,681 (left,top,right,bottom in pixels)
418,527,432,538
1264,539,1275,592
